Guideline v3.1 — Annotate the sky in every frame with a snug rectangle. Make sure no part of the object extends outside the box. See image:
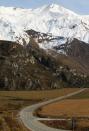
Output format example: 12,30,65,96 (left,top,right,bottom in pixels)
0,0,89,15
